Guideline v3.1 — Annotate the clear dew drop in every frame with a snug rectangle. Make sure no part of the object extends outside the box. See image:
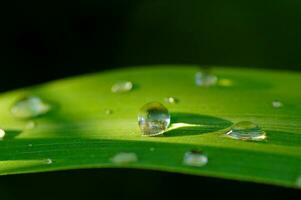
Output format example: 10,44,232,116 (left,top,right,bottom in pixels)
150,147,155,152
11,96,52,119
138,102,170,136
183,150,208,167
226,121,266,141
164,97,179,104
195,71,218,87
110,152,138,164
28,144,33,147
0,129,6,140
111,81,133,93
272,100,283,108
